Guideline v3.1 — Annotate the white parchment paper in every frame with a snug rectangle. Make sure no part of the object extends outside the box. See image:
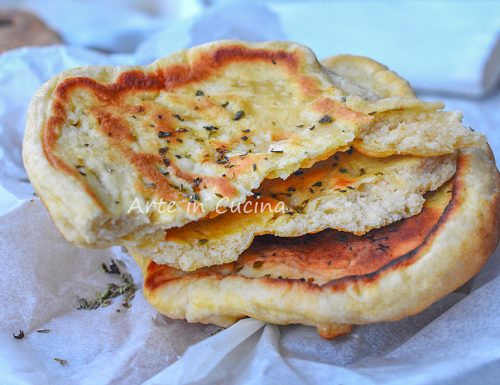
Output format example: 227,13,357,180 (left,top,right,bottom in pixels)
0,3,499,383
267,0,500,96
